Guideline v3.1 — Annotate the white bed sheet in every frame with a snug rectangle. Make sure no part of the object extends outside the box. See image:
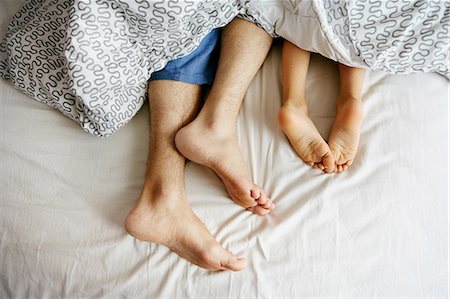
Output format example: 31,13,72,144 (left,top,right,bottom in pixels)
0,1,448,298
